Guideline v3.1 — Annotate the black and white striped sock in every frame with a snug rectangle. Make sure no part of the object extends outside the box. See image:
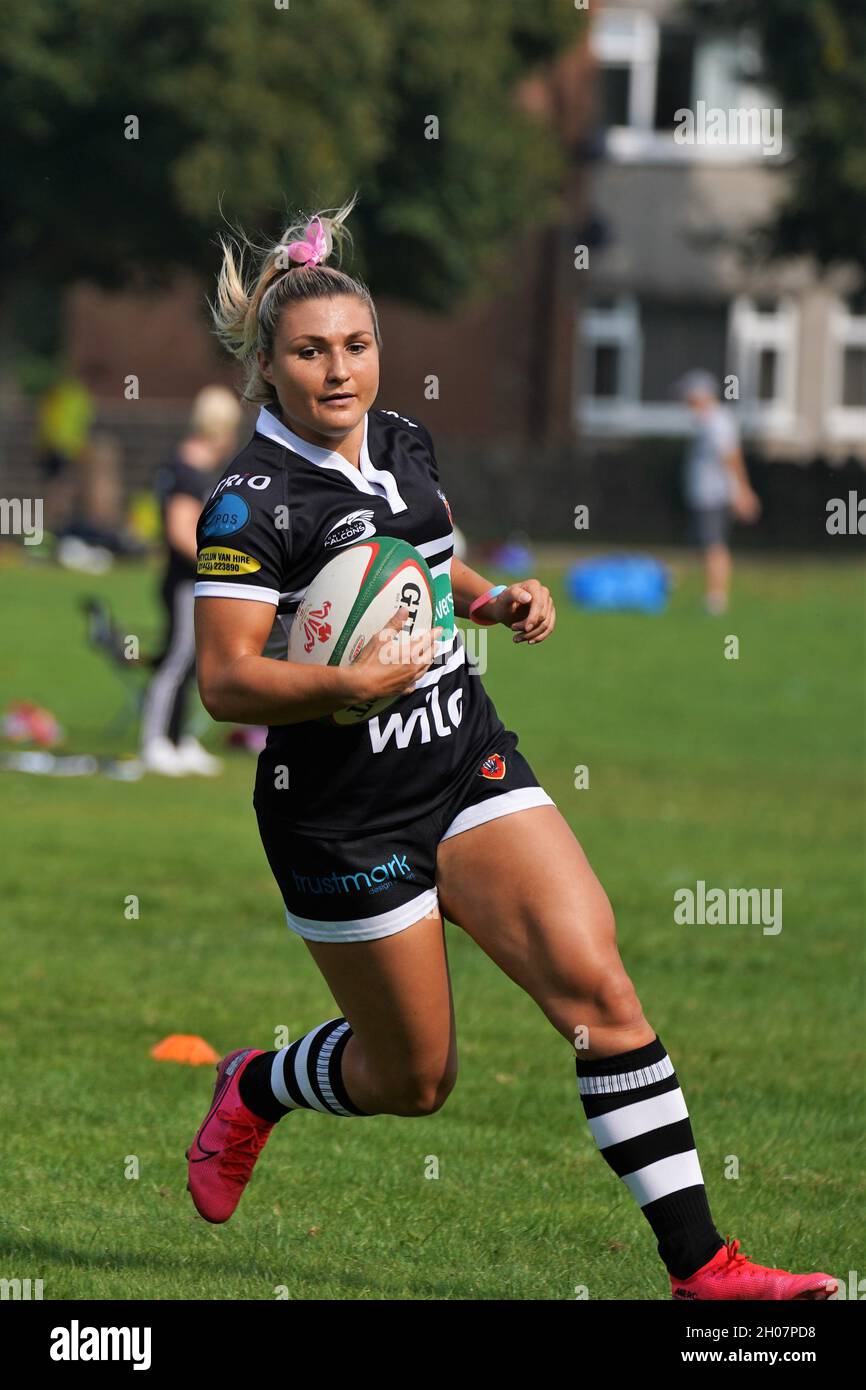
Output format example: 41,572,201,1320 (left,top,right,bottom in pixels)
239,1018,369,1121
576,1034,724,1280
